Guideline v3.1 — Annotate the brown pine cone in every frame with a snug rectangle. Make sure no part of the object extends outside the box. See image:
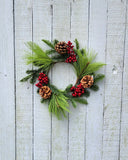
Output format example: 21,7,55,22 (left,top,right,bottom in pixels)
39,86,52,99
55,41,67,54
80,75,94,88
